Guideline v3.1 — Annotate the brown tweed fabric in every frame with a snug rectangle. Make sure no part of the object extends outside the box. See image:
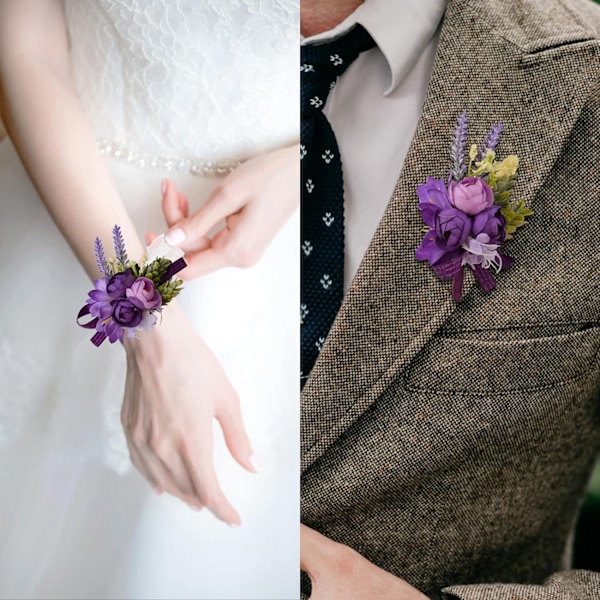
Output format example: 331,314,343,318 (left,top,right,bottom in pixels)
300,0,600,598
